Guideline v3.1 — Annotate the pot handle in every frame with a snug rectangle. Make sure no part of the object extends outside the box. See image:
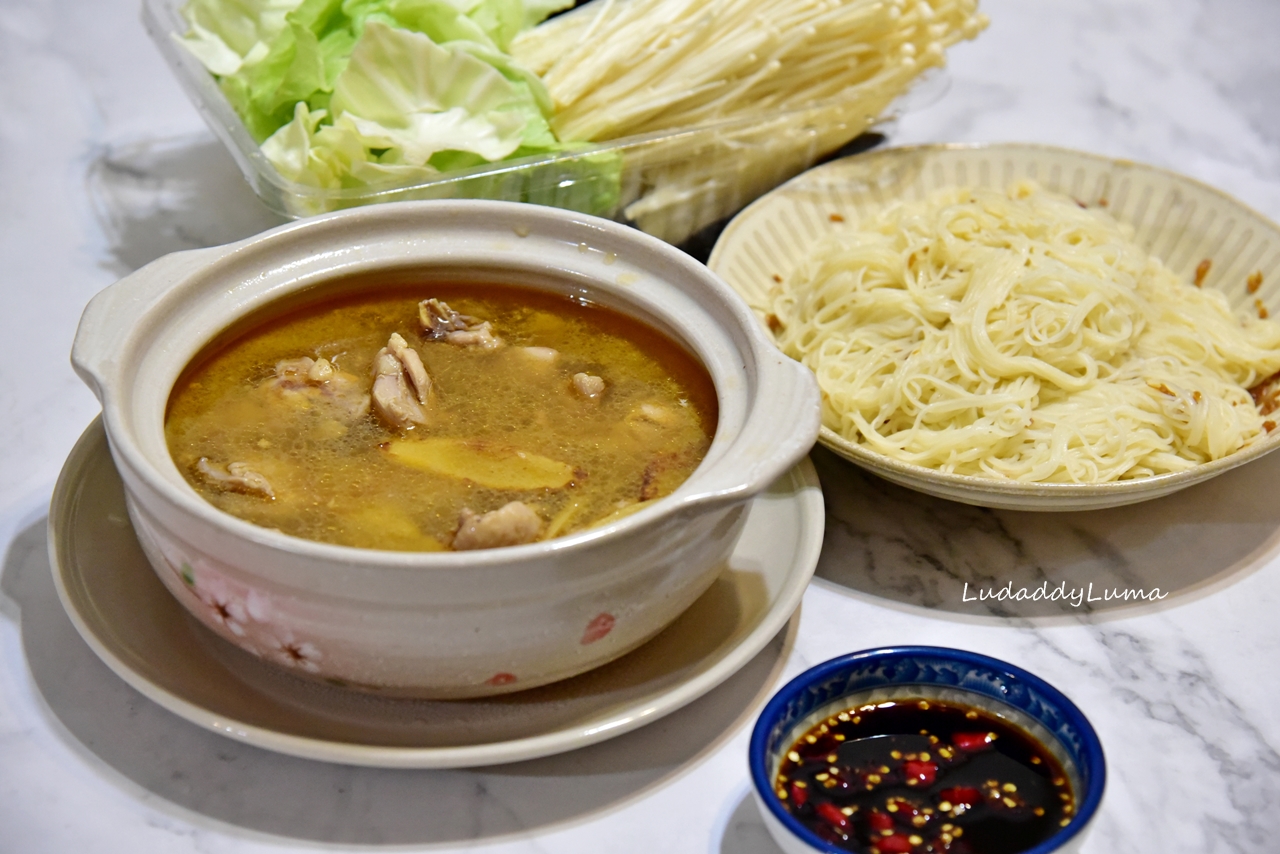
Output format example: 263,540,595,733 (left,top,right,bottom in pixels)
675,351,821,515
71,244,232,400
